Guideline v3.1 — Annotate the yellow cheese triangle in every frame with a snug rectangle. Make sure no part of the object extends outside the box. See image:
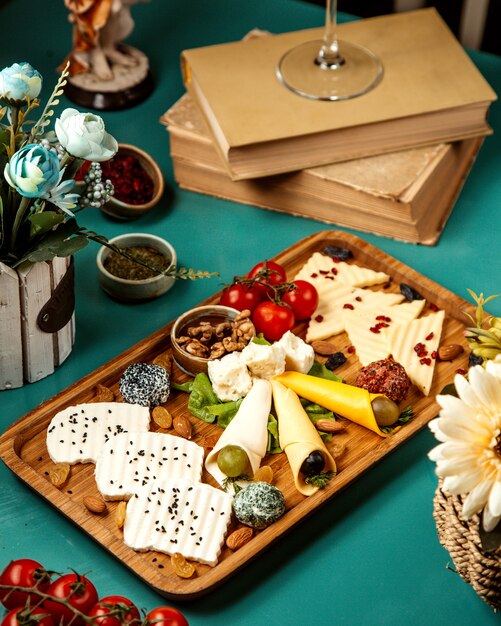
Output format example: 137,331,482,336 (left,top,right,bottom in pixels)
273,371,388,437
385,310,445,396
271,380,336,496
